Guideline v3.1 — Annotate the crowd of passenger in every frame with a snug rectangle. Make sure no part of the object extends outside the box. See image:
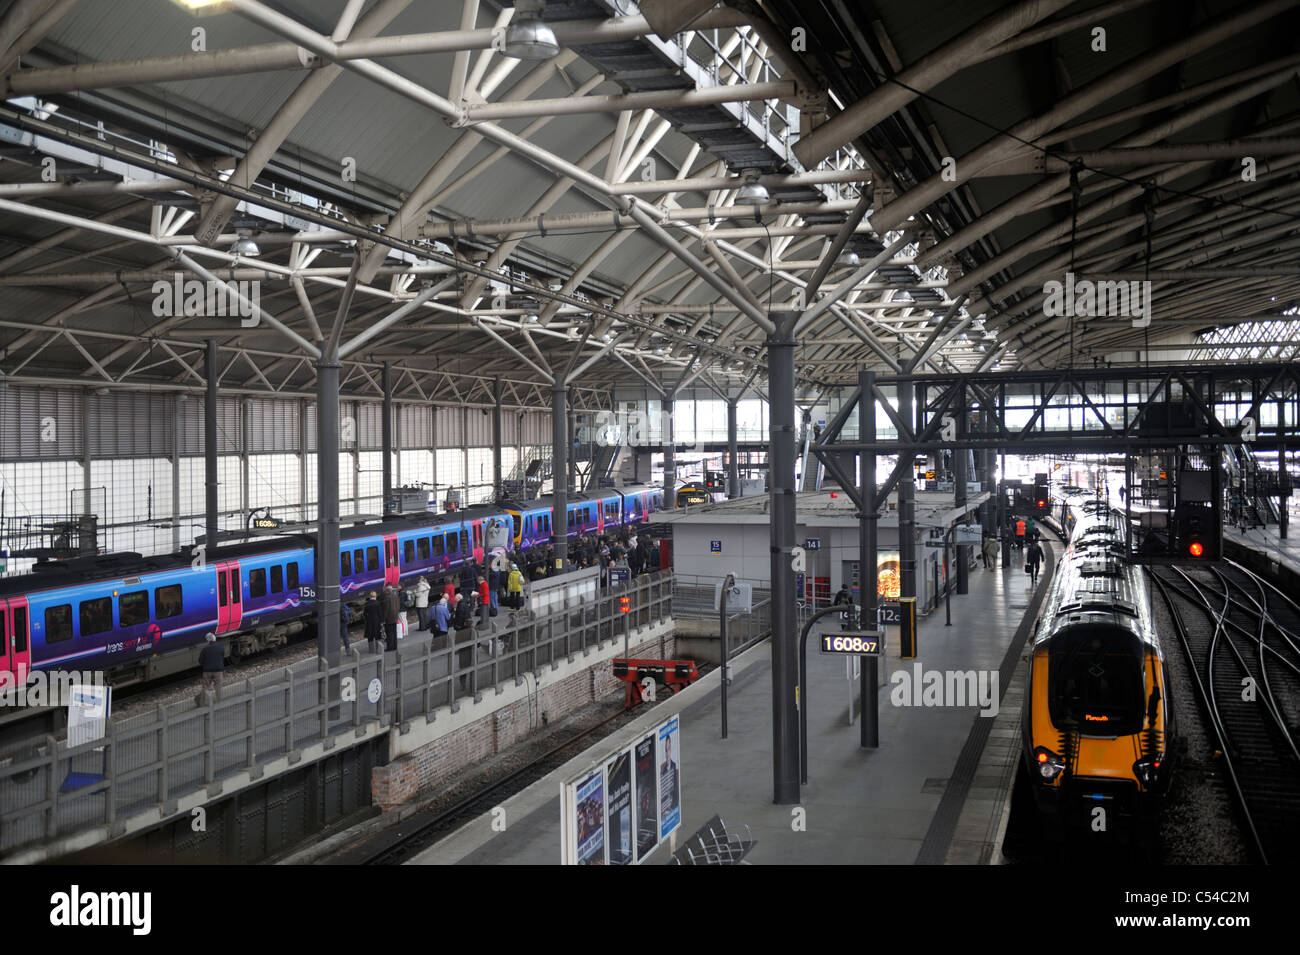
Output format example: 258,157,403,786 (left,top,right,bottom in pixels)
337,526,667,657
